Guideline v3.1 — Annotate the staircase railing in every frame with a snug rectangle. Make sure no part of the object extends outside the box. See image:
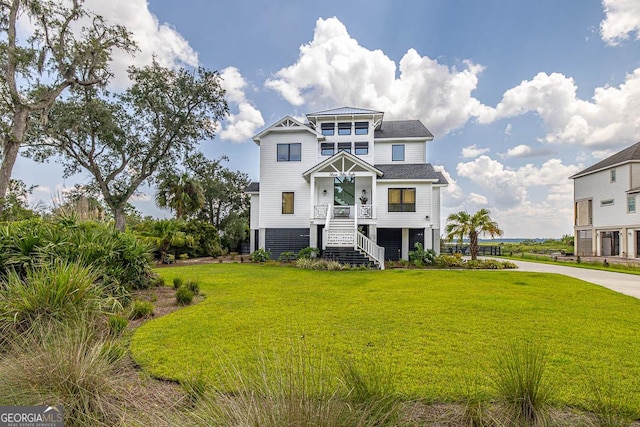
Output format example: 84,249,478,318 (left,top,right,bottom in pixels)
355,231,385,270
